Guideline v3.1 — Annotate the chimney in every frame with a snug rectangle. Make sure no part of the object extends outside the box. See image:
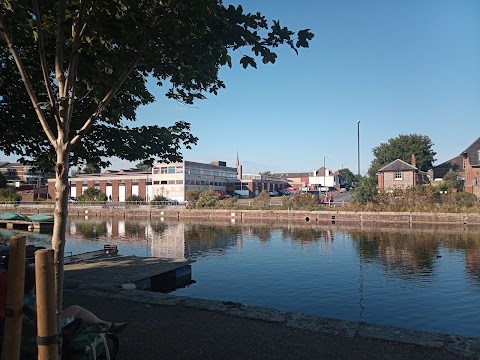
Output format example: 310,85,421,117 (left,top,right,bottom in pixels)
411,154,416,167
